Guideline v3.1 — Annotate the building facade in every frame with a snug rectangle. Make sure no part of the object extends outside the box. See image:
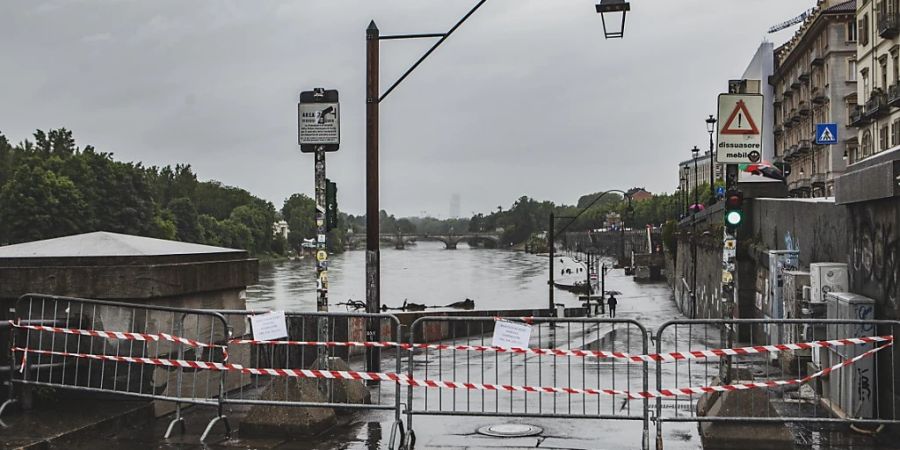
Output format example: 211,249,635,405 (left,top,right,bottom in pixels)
853,0,900,164
771,0,857,197
677,151,716,200
742,42,777,162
